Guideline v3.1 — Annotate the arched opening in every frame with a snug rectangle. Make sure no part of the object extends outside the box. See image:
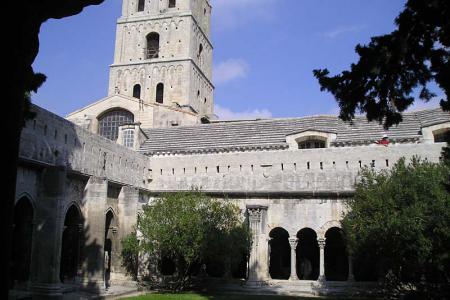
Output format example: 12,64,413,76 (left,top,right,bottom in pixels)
146,32,160,59
137,0,145,12
60,205,82,282
198,44,203,60
10,197,34,288
325,227,348,281
168,0,176,8
98,109,134,141
104,210,117,288
132,84,141,99
296,228,319,280
268,227,290,280
156,83,164,104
